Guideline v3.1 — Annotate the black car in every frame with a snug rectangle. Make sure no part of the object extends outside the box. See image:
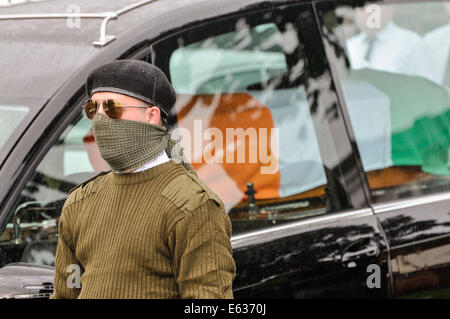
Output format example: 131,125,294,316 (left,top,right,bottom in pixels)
1,0,450,299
